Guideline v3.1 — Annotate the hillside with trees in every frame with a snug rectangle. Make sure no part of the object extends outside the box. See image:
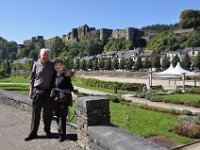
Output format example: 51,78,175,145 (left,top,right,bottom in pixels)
1,9,200,68
146,9,200,51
